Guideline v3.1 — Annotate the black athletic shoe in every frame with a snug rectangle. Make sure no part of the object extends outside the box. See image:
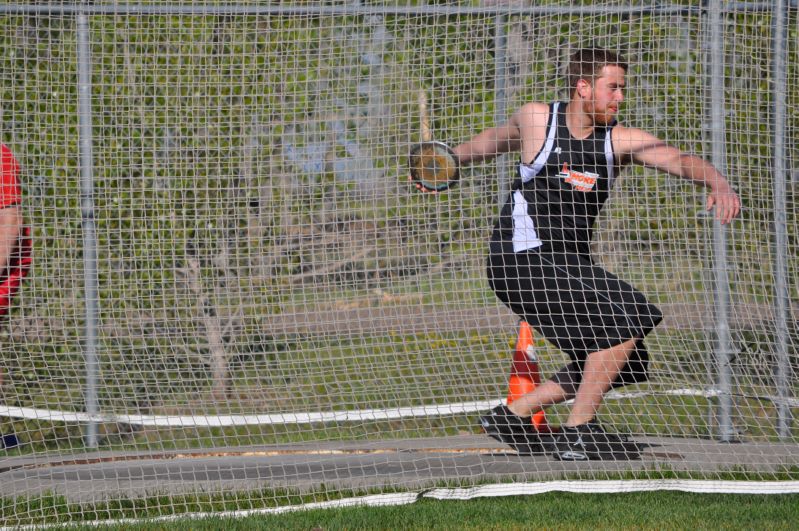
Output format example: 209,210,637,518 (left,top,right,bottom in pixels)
597,426,630,444
479,404,547,454
551,421,633,461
